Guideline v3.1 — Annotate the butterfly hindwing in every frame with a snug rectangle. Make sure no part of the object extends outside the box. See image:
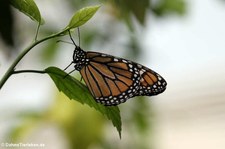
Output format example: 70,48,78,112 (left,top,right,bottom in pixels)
136,65,167,96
